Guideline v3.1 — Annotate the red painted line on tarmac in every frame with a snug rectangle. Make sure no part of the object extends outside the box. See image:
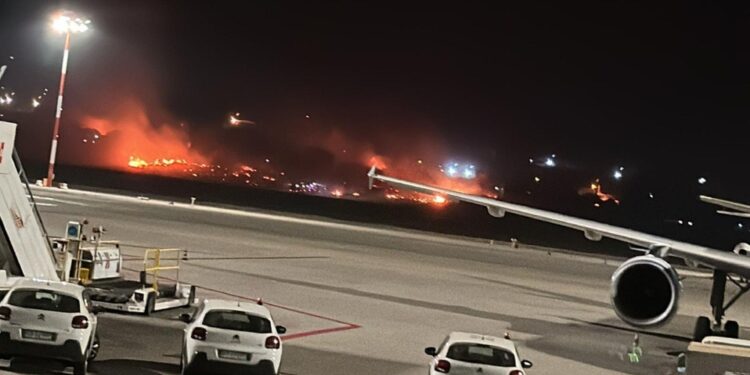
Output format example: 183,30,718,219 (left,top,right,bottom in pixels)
193,285,362,342
281,325,361,341
195,283,359,327
122,267,361,341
